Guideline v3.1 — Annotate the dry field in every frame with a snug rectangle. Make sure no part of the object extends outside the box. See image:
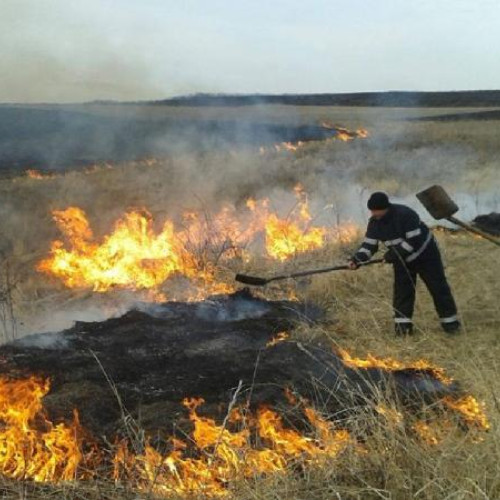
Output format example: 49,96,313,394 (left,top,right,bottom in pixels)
0,106,499,498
